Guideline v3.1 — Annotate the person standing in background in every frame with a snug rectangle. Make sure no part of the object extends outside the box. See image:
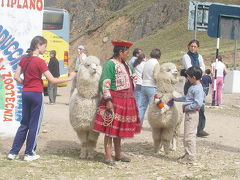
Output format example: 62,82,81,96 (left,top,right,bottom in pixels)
196,69,212,138
201,69,212,96
48,50,60,105
211,55,227,106
69,45,87,98
182,40,205,95
182,39,209,137
75,45,87,71
128,48,142,68
139,49,161,125
132,53,146,112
